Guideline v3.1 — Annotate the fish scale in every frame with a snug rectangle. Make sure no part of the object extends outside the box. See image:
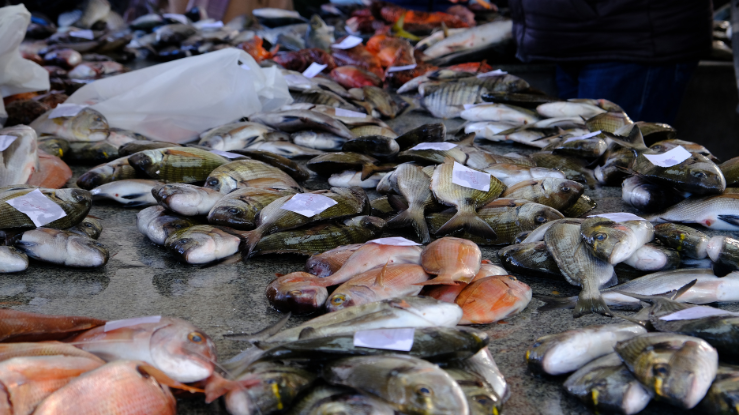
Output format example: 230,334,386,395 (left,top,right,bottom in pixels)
422,82,487,119
0,187,91,230
129,147,227,183
204,159,302,194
